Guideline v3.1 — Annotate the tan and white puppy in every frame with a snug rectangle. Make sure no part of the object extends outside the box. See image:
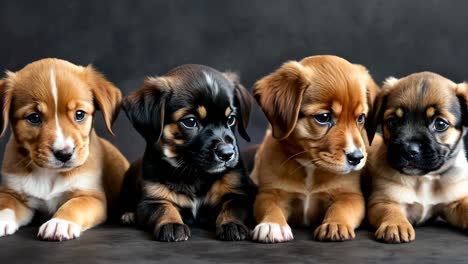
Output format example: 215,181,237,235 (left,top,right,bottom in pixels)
0,58,129,241
251,55,378,243
367,72,468,243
